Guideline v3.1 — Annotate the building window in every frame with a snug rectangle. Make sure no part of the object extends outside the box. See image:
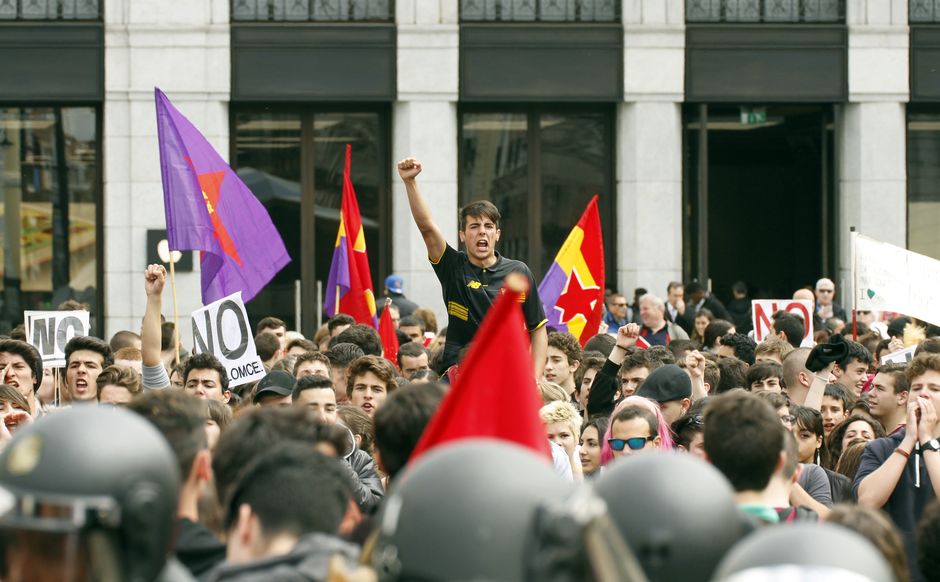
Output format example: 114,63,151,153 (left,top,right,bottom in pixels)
686,0,844,23
233,108,389,333
0,0,100,20
232,0,393,21
0,107,100,332
908,108,940,259
460,0,619,22
459,108,615,280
